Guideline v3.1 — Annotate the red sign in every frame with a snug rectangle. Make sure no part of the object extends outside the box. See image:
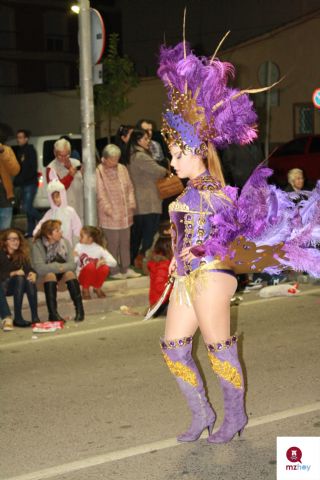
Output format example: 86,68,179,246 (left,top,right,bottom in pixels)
312,88,320,109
